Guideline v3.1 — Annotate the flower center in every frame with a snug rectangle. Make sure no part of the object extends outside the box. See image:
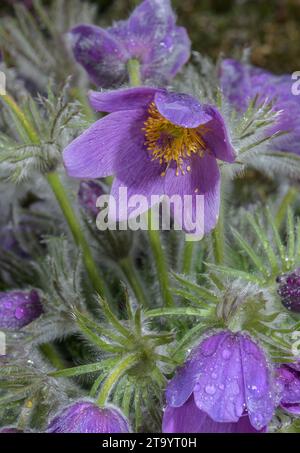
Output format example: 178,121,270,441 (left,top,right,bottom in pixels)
143,102,208,176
